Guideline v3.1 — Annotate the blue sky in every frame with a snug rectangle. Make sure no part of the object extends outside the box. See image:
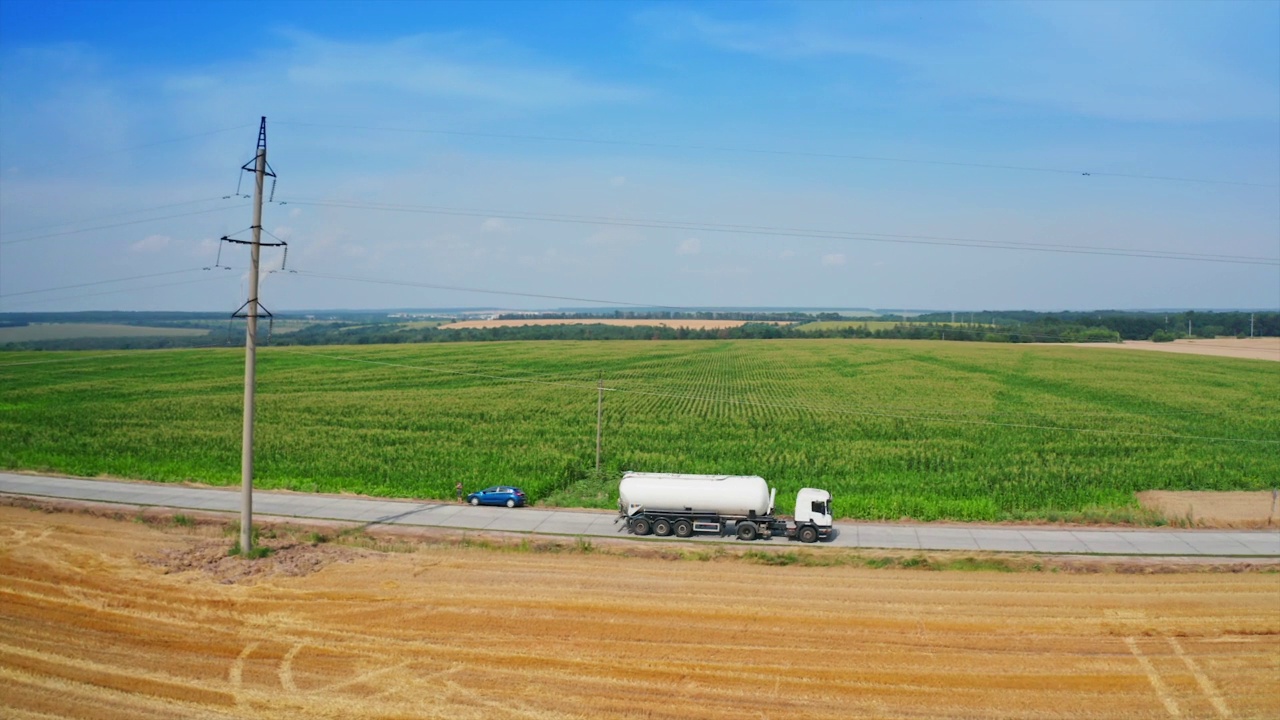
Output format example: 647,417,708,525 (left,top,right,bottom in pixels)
1,0,1277,312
